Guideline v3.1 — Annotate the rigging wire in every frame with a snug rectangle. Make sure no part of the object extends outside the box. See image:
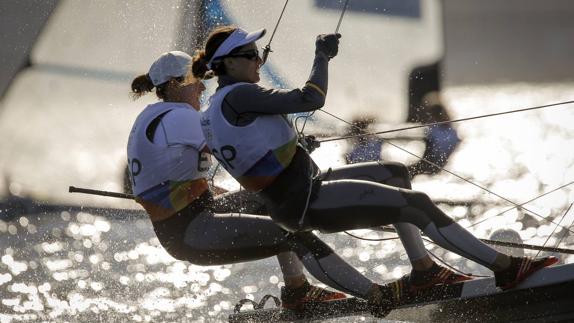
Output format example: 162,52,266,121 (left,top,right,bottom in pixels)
68,182,574,255
318,99,574,144
344,231,485,277
261,0,290,65
466,181,574,229
344,227,574,255
335,0,351,34
345,227,574,277
317,108,574,235
535,202,573,258
385,139,574,234
553,208,574,253
295,112,317,145
426,248,487,278
294,0,351,144
314,101,574,270
343,230,482,277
